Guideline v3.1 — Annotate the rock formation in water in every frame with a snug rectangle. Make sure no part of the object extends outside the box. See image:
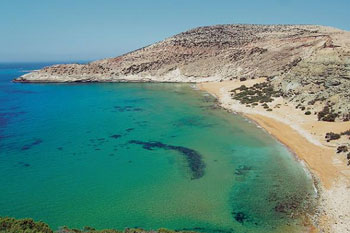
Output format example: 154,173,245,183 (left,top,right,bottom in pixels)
14,24,350,121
